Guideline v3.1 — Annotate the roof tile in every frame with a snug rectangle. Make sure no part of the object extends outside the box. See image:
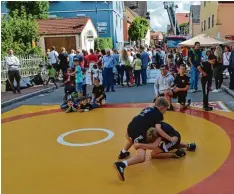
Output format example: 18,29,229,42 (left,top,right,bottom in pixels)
38,17,90,35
